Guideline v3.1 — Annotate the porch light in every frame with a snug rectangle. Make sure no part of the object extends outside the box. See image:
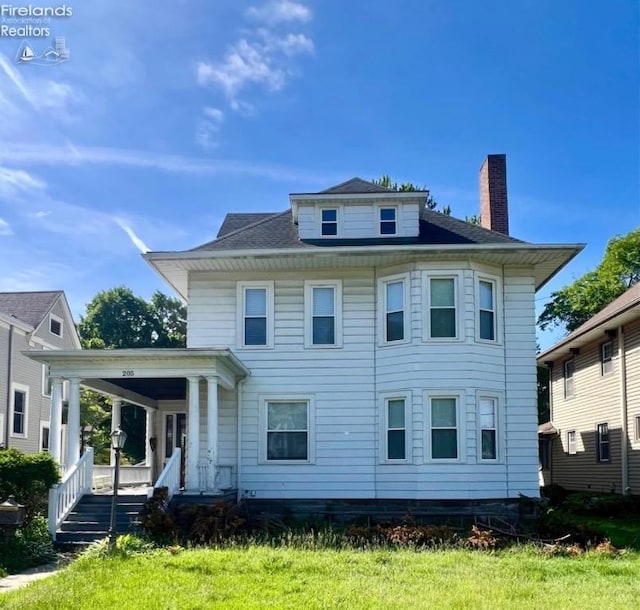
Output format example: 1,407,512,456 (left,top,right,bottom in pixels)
108,427,127,550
